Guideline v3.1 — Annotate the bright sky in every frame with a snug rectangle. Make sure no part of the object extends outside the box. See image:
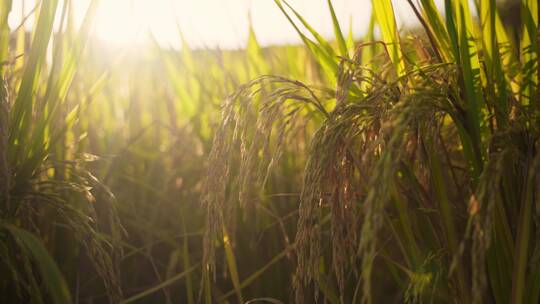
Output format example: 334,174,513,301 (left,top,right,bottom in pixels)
8,0,445,49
